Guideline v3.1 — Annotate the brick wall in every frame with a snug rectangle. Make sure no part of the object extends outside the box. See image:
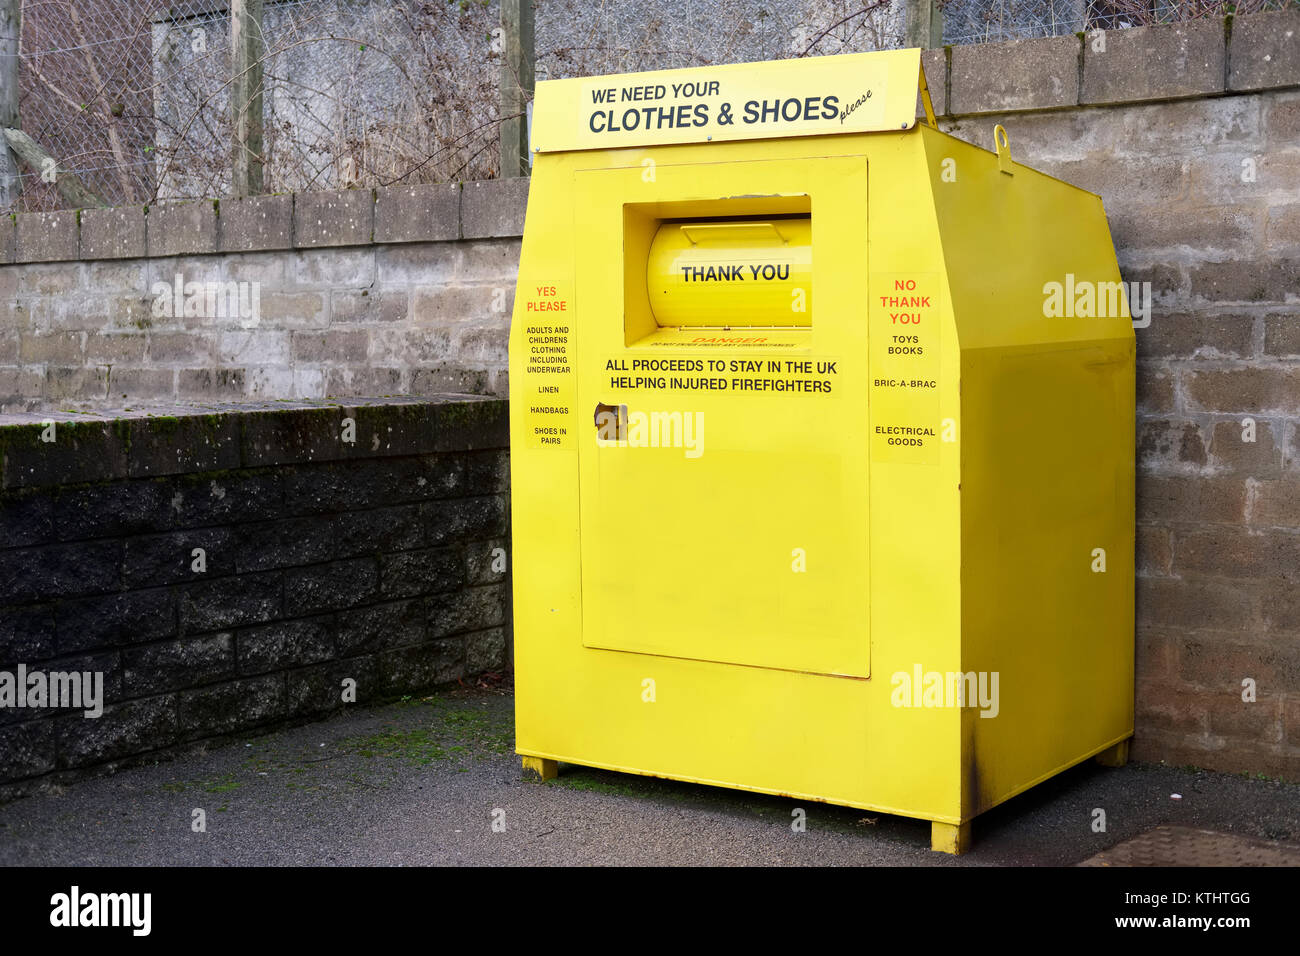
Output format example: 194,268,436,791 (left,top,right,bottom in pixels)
0,180,526,413
0,398,510,795
920,12,1300,779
